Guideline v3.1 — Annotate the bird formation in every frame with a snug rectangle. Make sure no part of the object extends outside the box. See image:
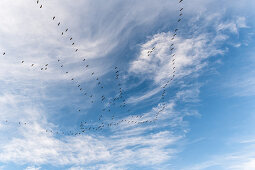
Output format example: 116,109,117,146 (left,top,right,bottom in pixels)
154,0,184,119
0,0,185,134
